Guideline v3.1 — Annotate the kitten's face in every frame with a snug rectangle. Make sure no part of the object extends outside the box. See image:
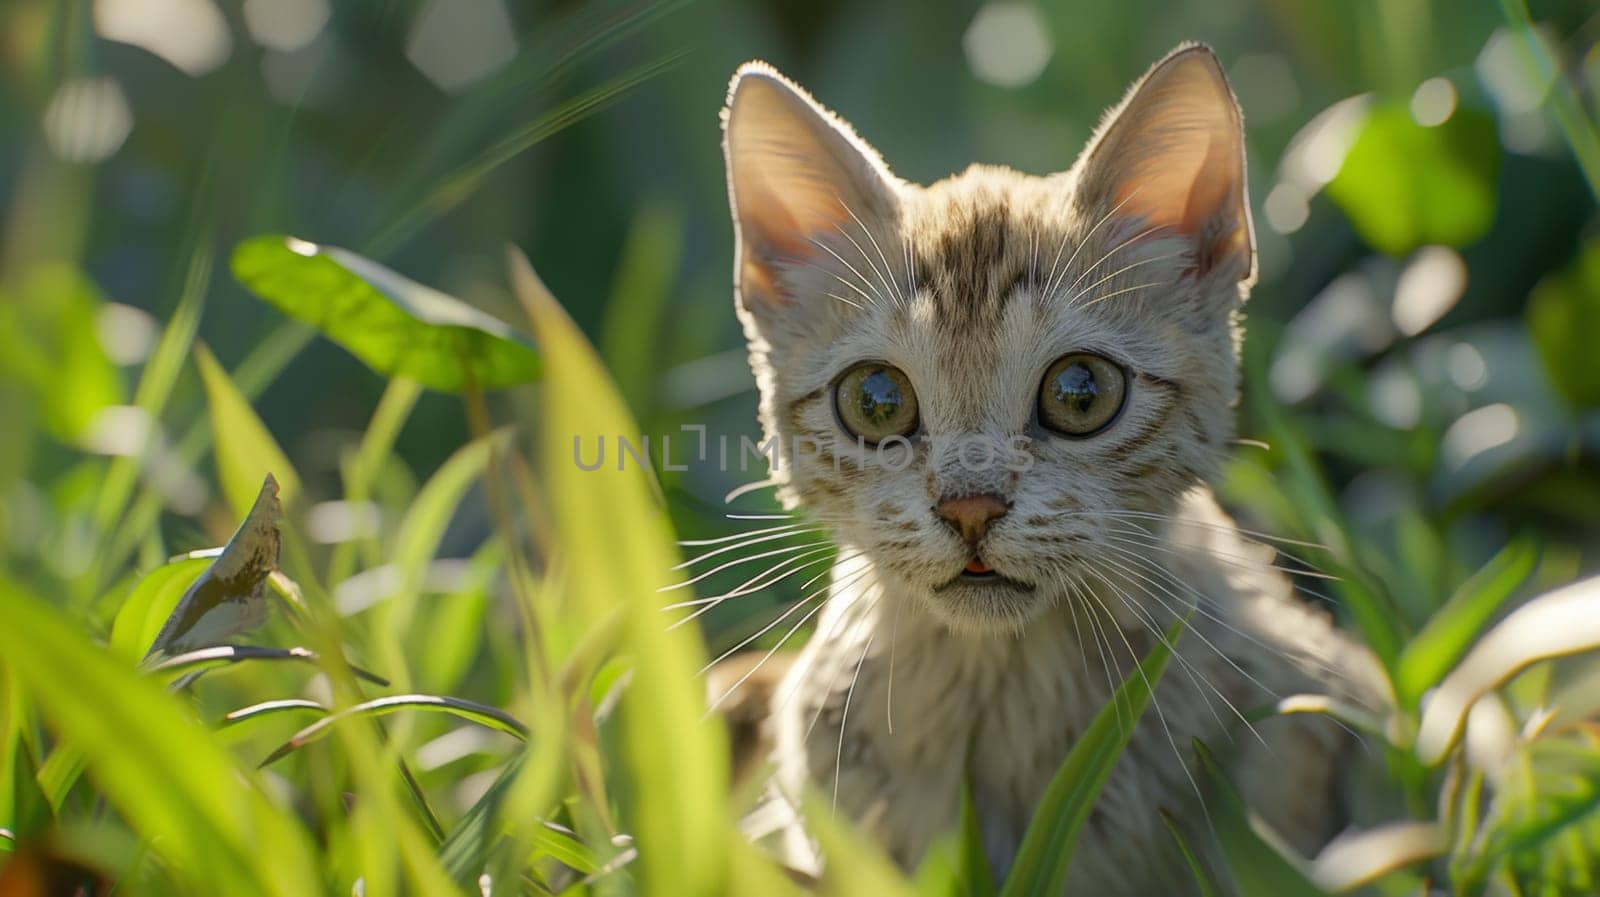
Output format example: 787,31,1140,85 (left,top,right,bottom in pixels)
723,46,1255,633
